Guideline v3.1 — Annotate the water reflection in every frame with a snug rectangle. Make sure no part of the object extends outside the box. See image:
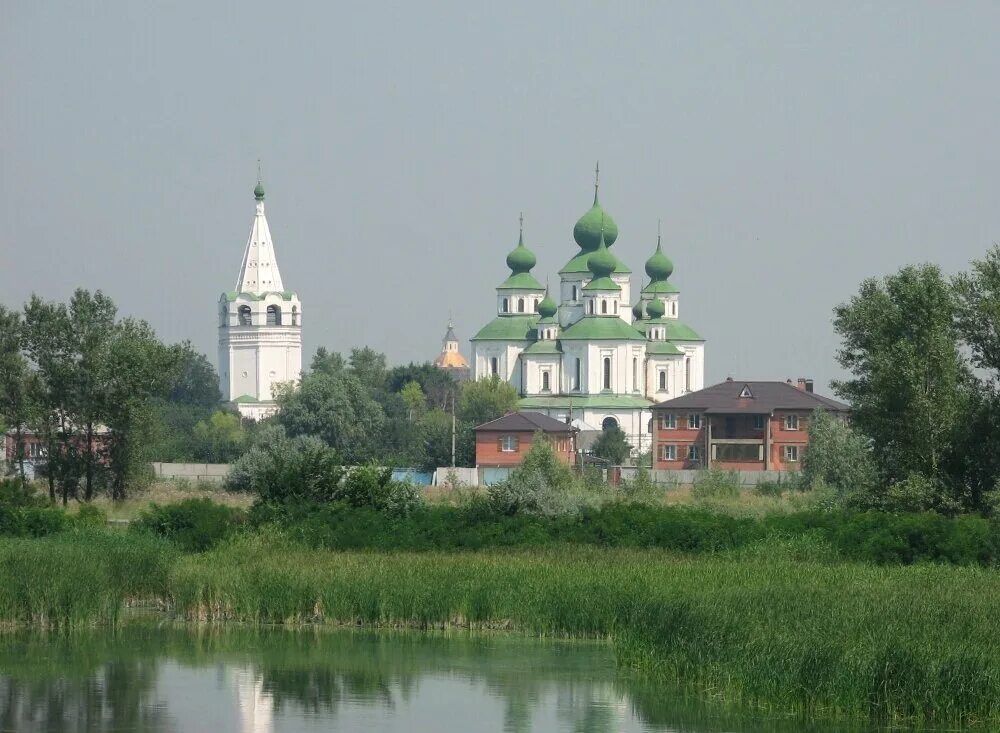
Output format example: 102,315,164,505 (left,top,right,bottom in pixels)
0,624,858,733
